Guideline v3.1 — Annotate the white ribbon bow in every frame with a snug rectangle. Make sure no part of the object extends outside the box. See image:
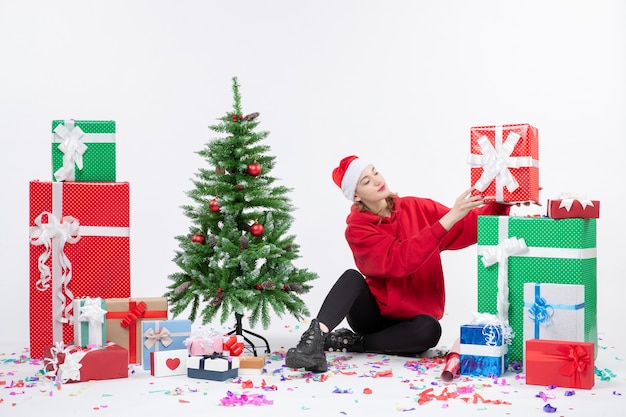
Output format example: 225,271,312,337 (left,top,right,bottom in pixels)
44,342,86,384
557,192,595,211
480,236,528,324
468,126,535,200
57,351,84,383
29,212,81,323
77,297,107,345
54,121,88,182
143,327,173,349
